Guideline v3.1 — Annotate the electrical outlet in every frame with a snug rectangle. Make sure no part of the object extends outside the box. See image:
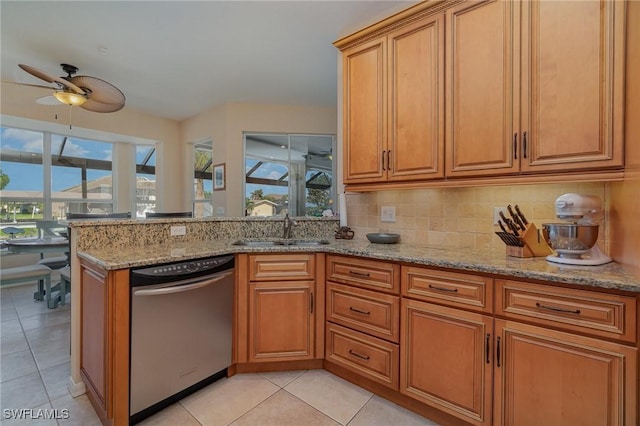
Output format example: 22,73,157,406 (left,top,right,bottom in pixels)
170,225,186,236
216,206,225,215
493,207,508,225
381,205,396,222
